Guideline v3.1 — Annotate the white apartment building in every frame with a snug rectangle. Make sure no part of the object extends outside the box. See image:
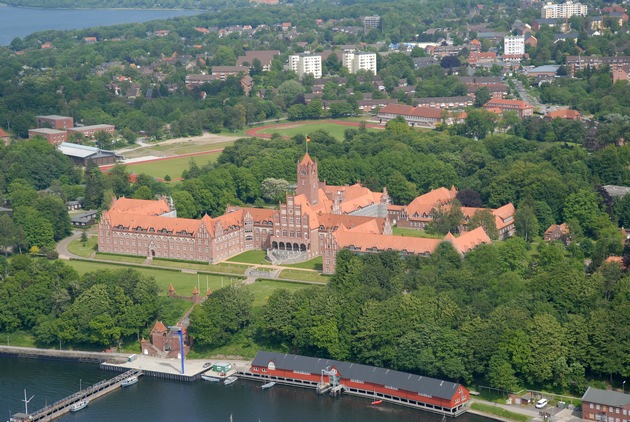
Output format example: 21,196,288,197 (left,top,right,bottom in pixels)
342,50,378,74
541,1,588,19
288,54,322,79
504,35,525,56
